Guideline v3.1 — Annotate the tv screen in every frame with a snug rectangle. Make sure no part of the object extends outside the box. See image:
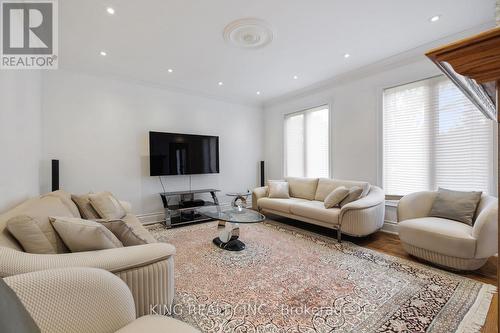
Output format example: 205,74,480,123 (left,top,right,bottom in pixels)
149,131,220,176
